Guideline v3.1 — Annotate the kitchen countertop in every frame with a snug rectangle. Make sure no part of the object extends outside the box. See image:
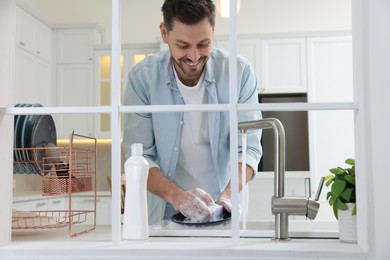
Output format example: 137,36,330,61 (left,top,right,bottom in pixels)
7,175,367,259
6,225,366,259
